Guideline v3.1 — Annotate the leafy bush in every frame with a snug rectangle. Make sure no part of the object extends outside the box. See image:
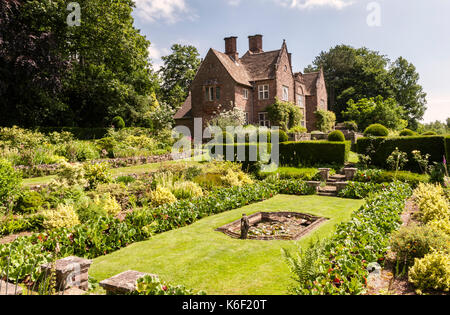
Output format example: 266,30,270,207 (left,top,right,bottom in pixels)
314,110,336,132
135,275,206,295
390,225,450,268
259,167,318,181
43,204,80,229
170,181,203,200
149,186,177,207
83,162,113,189
413,183,449,223
399,129,416,137
0,159,22,212
328,130,345,142
112,116,125,130
0,214,45,237
272,130,289,143
354,169,428,187
288,126,307,134
337,182,387,199
267,98,302,131
279,141,350,166
363,124,389,137
343,121,358,131
356,136,446,172
50,162,87,189
220,169,253,187
14,190,44,214
408,251,450,294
